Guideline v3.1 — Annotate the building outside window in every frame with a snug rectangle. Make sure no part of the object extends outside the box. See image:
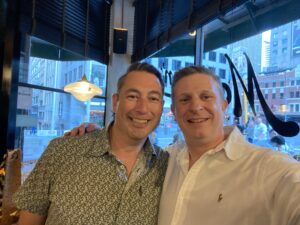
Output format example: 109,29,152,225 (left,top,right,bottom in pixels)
16,37,107,176
209,51,217,61
142,16,300,158
172,60,182,71
219,53,227,64
203,18,300,157
219,69,226,79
